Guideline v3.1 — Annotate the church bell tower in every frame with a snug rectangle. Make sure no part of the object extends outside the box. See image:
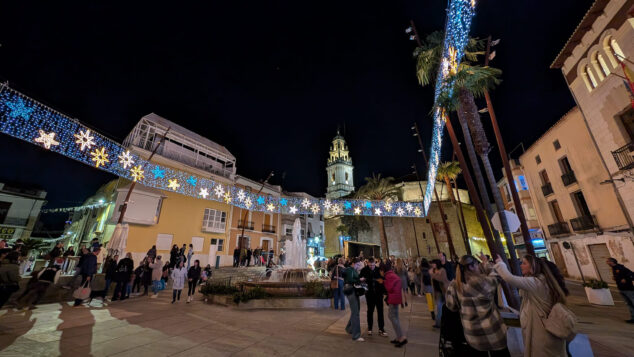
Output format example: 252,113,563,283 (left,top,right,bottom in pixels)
326,130,354,199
